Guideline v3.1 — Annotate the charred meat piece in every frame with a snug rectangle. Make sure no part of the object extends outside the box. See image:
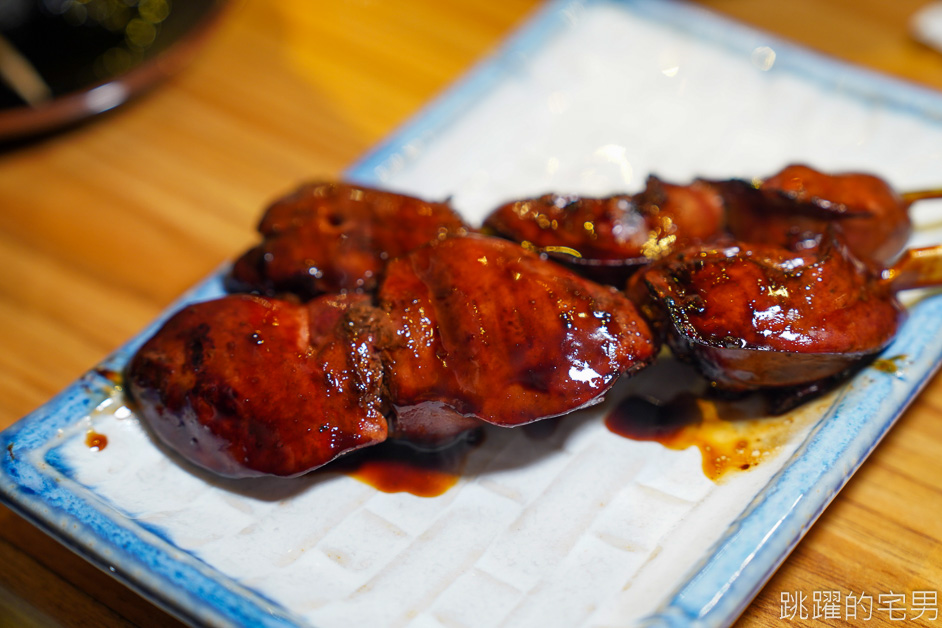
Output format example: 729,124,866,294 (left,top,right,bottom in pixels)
226,181,468,299
482,176,725,284
378,234,658,445
719,163,912,266
628,233,905,392
126,293,388,478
